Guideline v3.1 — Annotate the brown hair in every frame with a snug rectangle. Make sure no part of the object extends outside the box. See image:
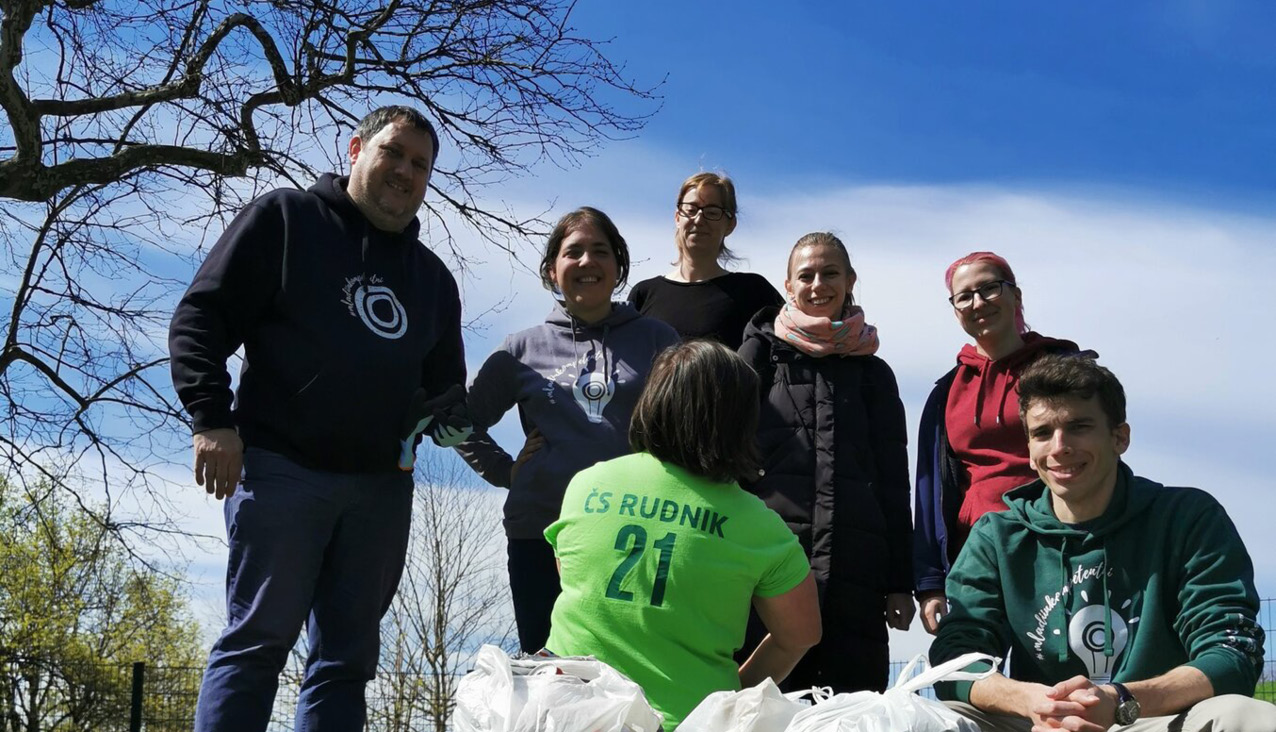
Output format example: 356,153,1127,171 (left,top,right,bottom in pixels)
538,206,631,292
676,172,741,265
629,340,760,483
787,232,857,304
1018,354,1126,431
